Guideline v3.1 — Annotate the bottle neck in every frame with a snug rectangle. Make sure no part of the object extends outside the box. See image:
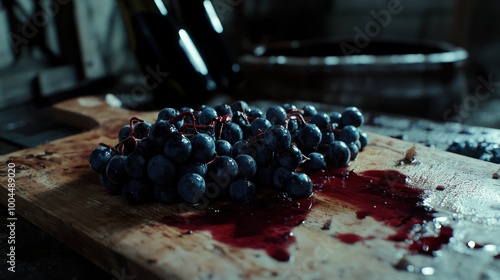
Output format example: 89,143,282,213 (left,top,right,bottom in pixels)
116,0,167,15
117,0,171,51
